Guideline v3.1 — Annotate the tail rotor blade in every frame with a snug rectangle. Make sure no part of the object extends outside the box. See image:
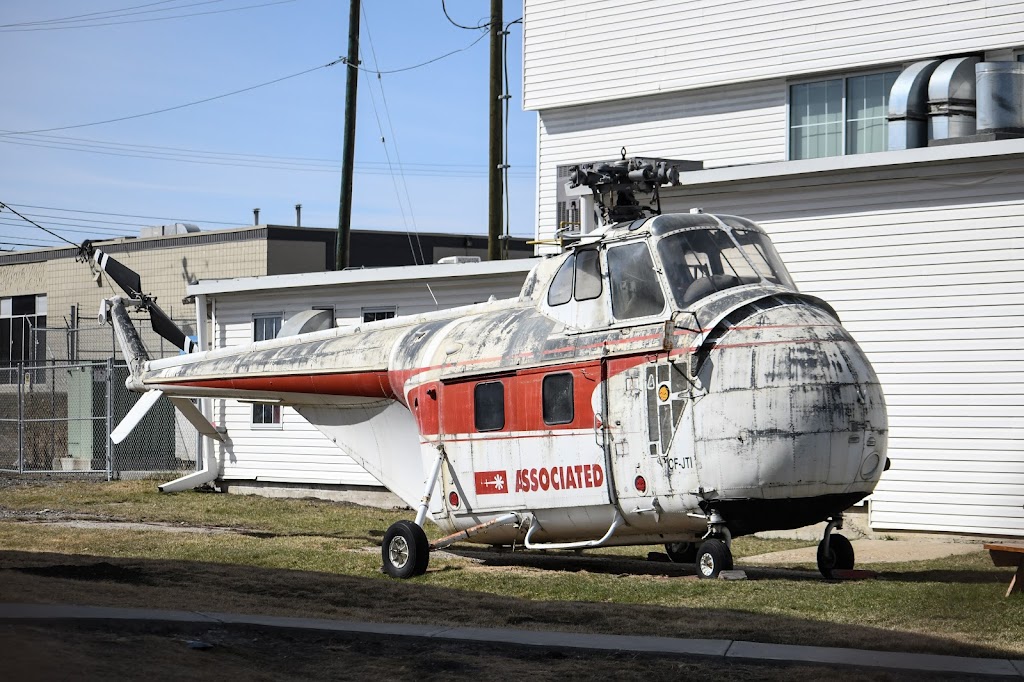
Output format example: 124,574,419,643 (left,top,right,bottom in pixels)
111,389,163,444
